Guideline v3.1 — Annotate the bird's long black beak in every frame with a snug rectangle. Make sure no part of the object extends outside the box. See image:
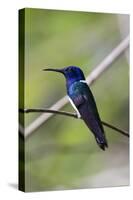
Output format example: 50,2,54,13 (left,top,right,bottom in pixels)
43,68,64,74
